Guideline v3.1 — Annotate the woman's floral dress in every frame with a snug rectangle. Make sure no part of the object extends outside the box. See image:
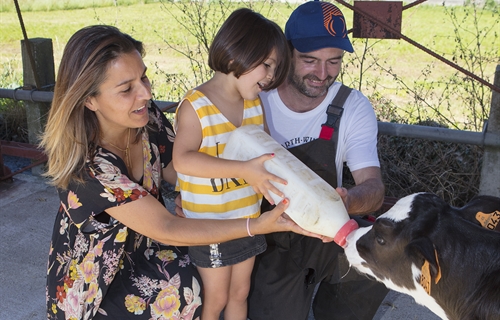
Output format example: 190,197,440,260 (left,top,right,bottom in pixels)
46,103,202,320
